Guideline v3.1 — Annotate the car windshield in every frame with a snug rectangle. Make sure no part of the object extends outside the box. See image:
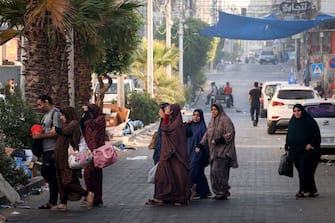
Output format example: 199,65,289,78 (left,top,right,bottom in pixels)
277,90,315,99
305,104,335,118
262,51,274,55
